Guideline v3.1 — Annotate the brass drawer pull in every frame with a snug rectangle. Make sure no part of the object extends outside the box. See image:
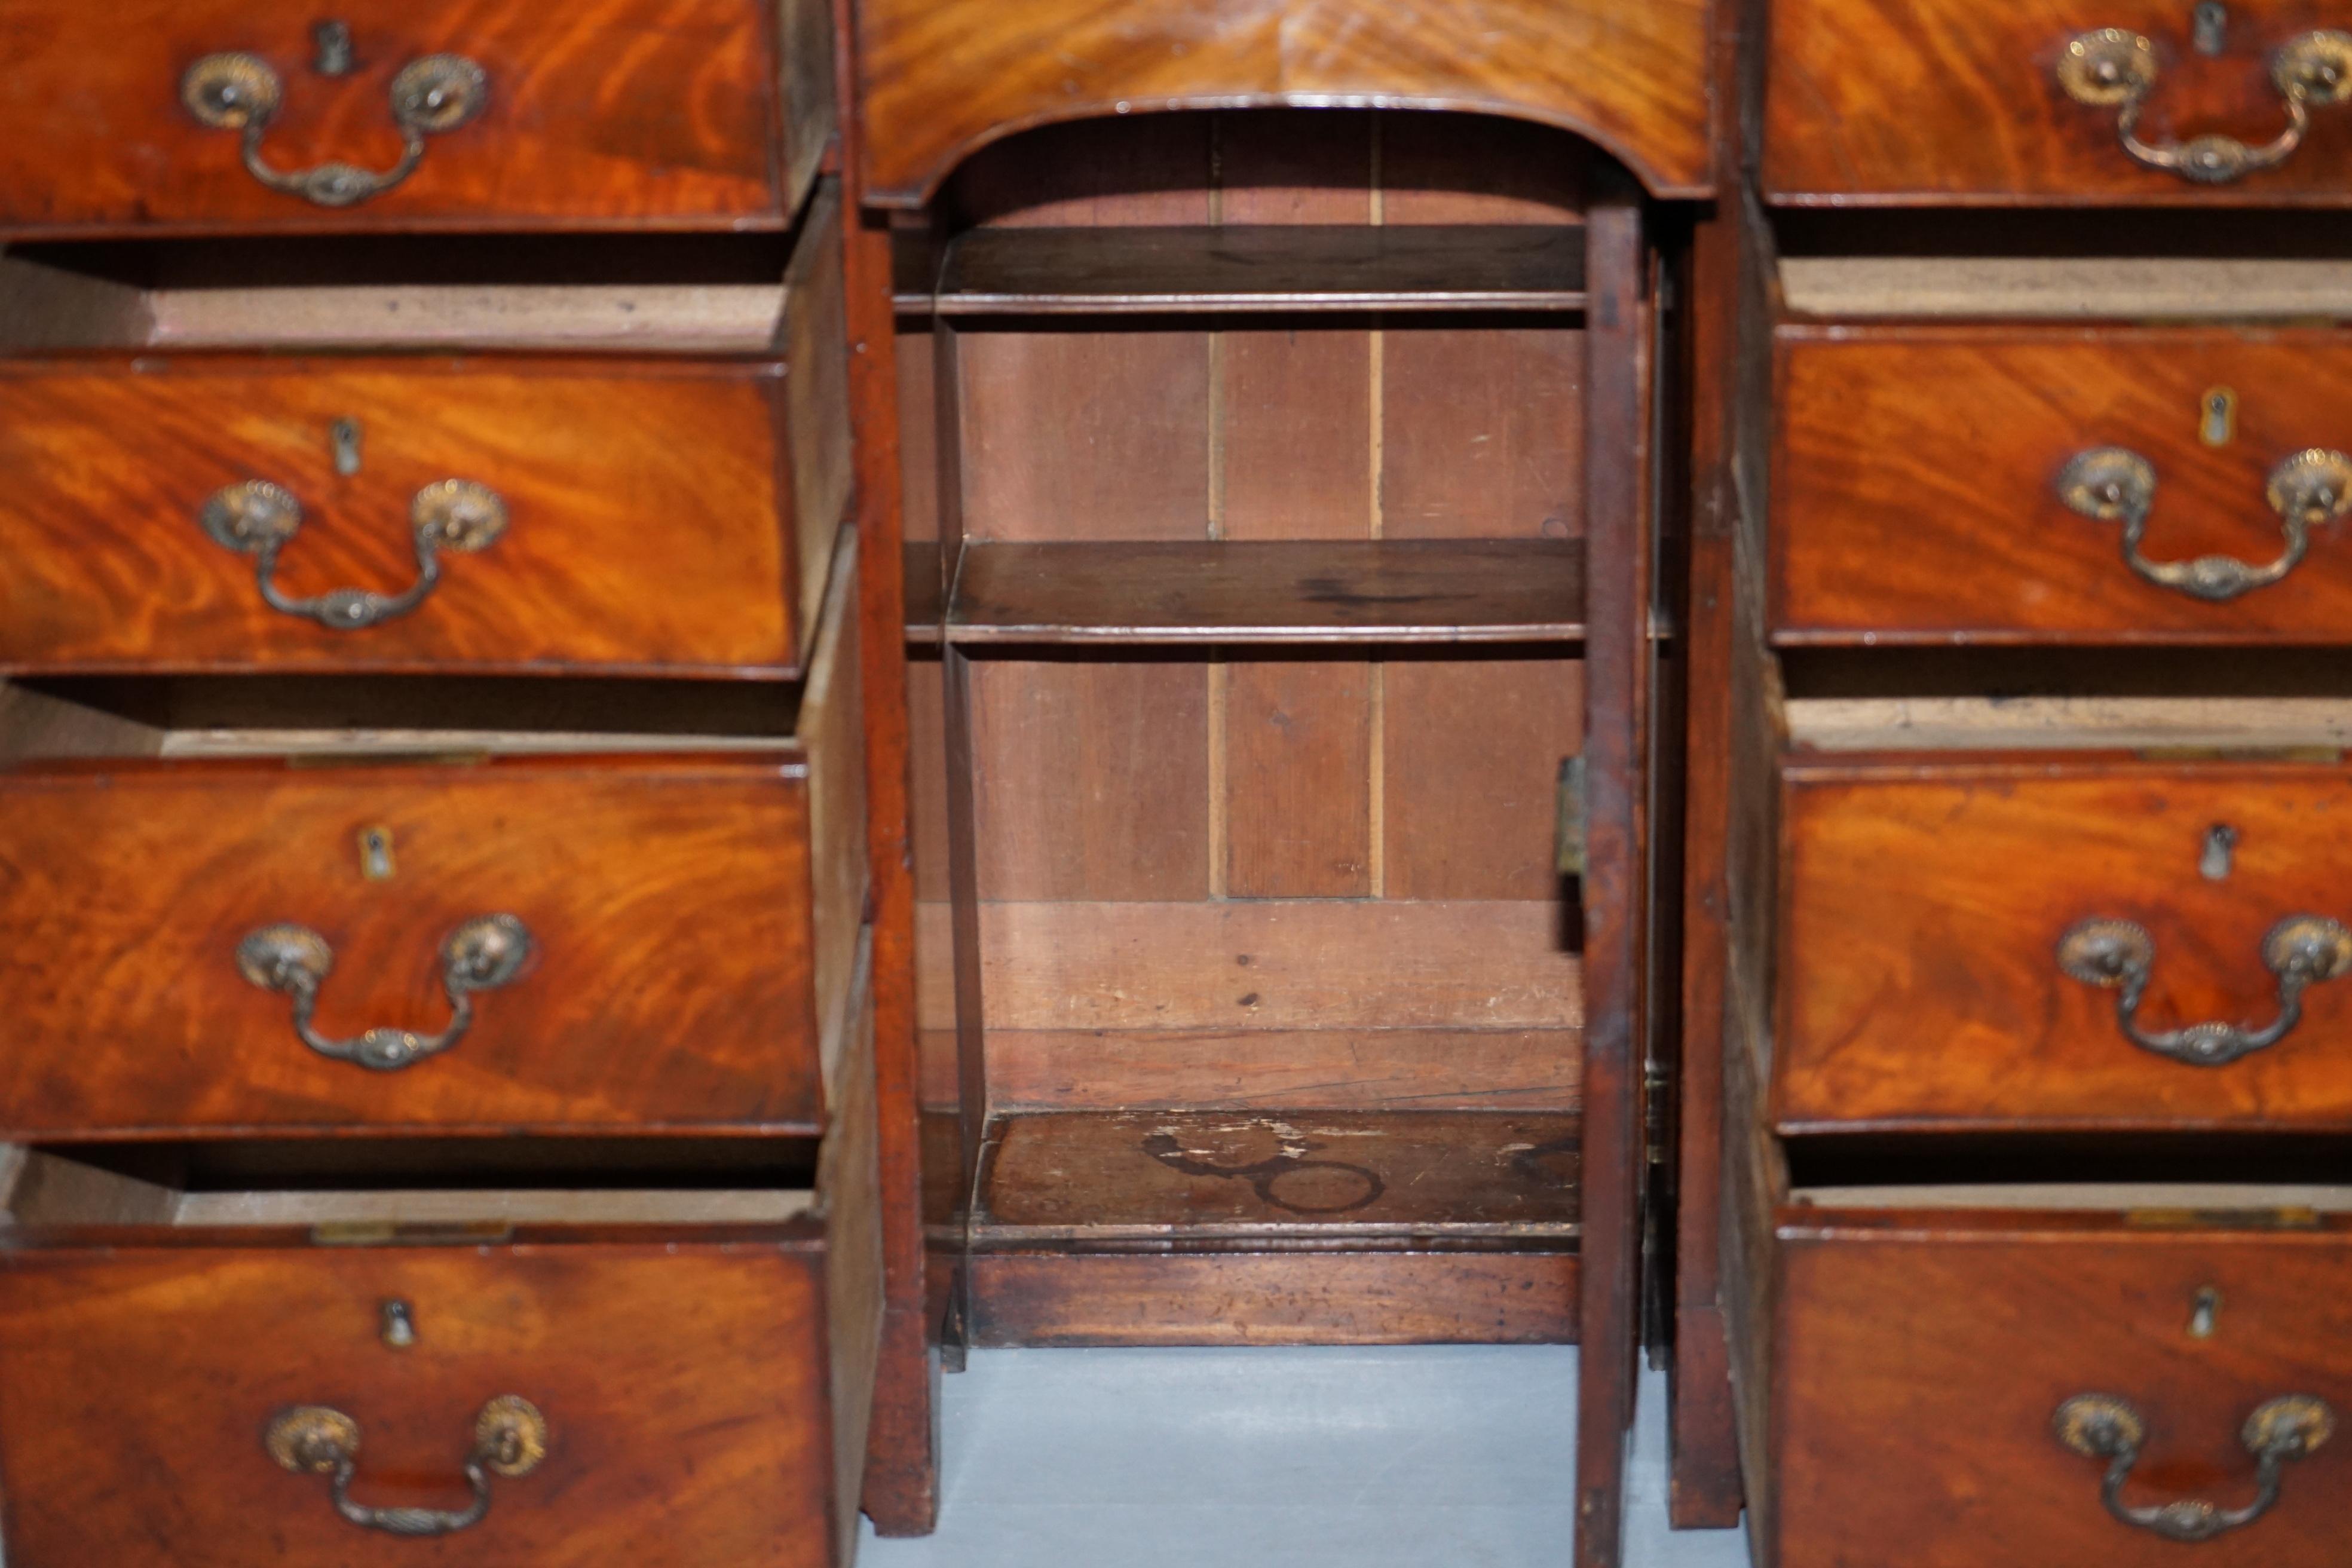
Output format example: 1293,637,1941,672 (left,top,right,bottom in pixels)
200,477,508,631
2059,27,2352,184
2057,445,2352,603
267,1396,547,1536
2054,1394,2333,1542
180,50,488,208
2058,915,2352,1067
236,914,532,1071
